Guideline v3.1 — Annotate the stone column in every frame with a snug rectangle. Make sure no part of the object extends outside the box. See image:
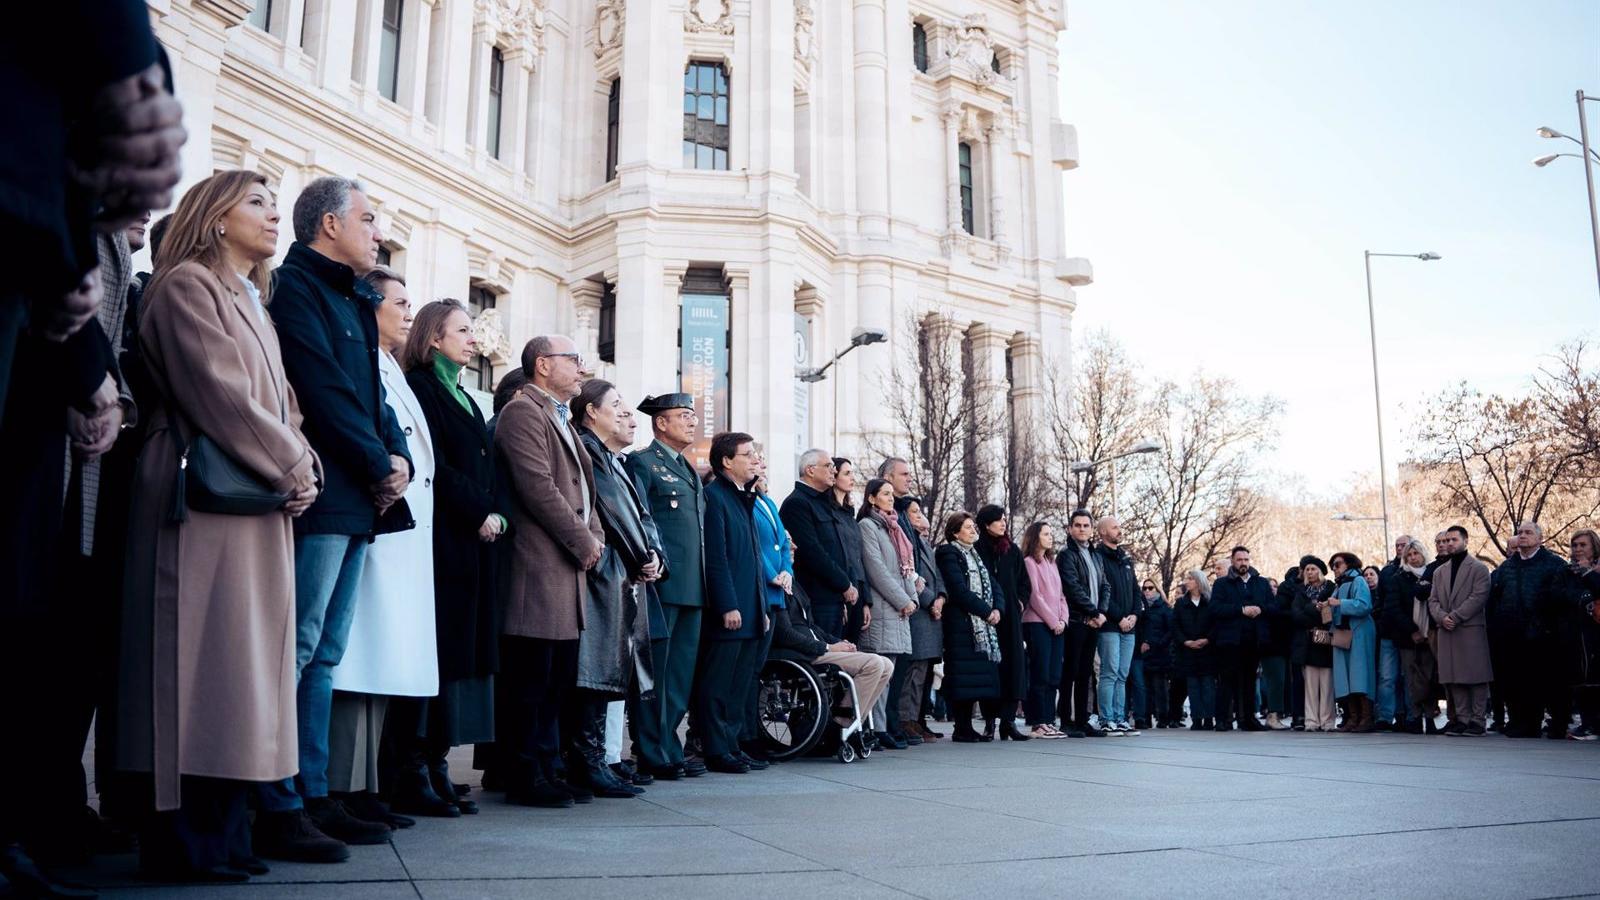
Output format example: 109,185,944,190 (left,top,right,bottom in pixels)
986,115,1010,253
355,0,383,92
941,102,963,245
966,323,1012,508
406,0,437,115
466,27,494,155
852,0,890,236
569,279,605,369
503,49,534,170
